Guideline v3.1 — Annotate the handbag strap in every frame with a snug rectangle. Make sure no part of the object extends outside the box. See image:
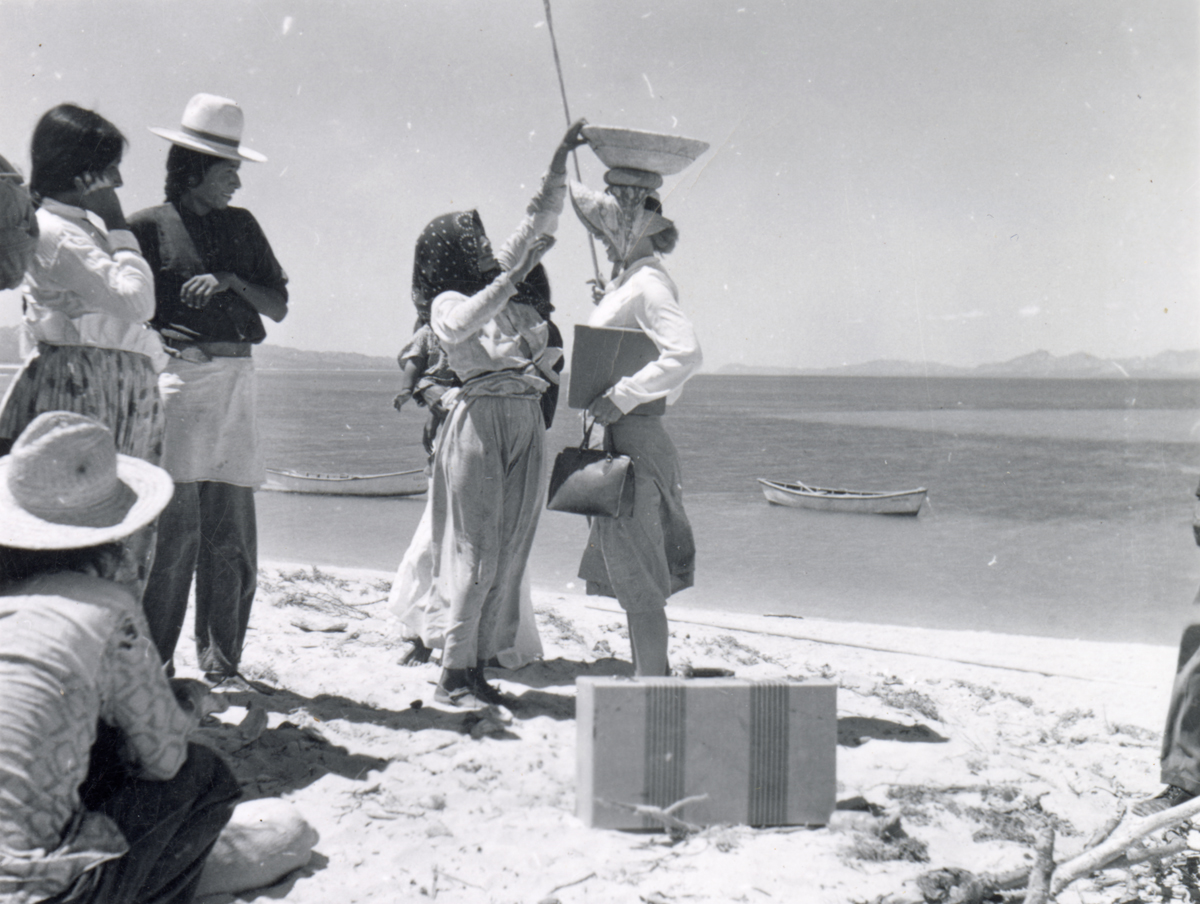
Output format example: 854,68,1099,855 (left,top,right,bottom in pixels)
580,414,617,455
